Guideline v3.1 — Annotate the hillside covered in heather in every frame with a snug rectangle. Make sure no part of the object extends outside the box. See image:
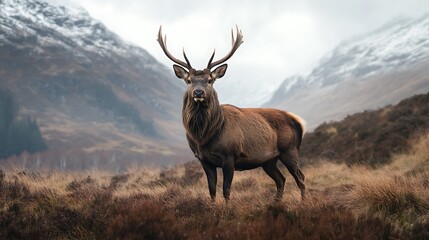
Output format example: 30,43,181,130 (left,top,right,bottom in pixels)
300,92,429,166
